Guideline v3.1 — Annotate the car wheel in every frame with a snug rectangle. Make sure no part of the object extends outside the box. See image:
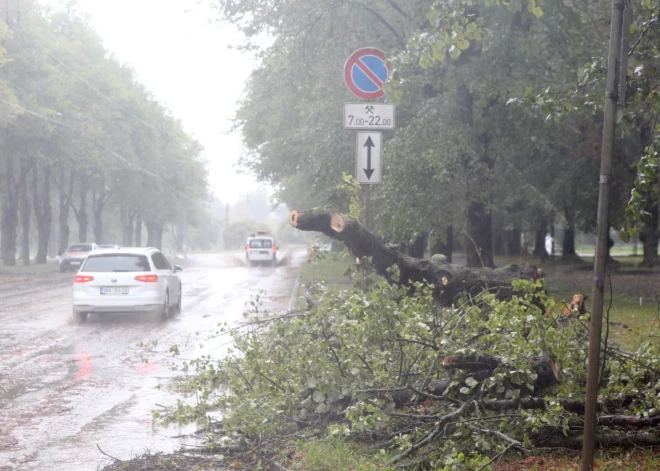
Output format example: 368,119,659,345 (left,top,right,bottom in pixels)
175,286,182,313
161,291,170,321
73,311,88,323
